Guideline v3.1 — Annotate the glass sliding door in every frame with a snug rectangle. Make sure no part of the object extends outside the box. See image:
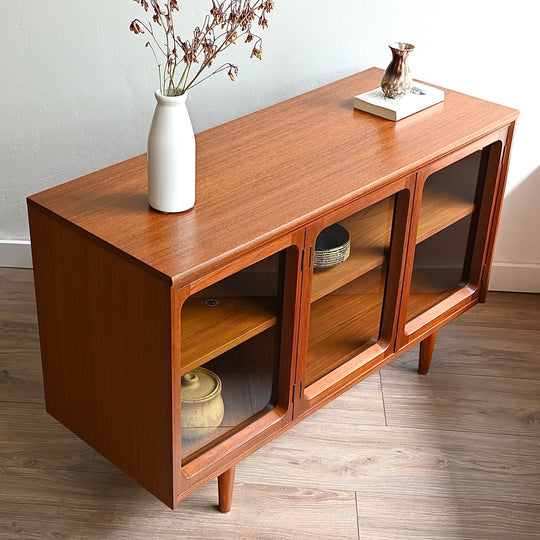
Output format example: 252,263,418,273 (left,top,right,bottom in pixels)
405,141,503,330
180,249,293,463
